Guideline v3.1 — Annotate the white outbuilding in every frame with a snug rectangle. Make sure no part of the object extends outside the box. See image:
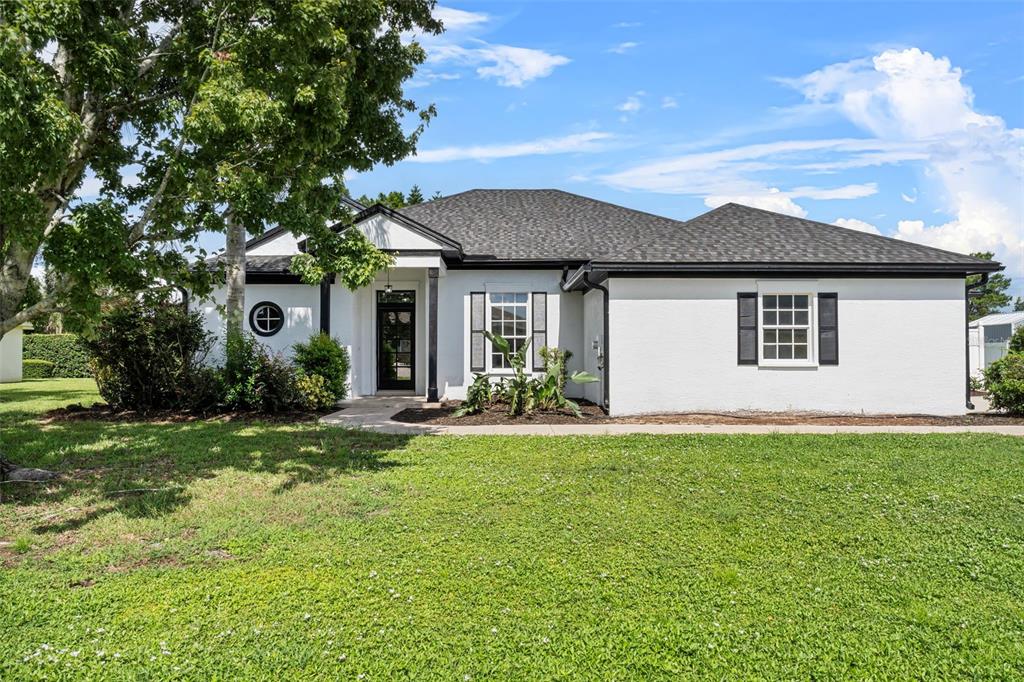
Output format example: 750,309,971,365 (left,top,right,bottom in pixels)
969,311,1024,378
0,323,31,383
